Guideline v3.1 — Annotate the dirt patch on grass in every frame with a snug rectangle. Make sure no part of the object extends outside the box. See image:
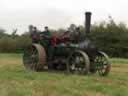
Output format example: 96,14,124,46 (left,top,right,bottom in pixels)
112,64,128,73
112,64,128,67
85,91,109,96
0,58,21,67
